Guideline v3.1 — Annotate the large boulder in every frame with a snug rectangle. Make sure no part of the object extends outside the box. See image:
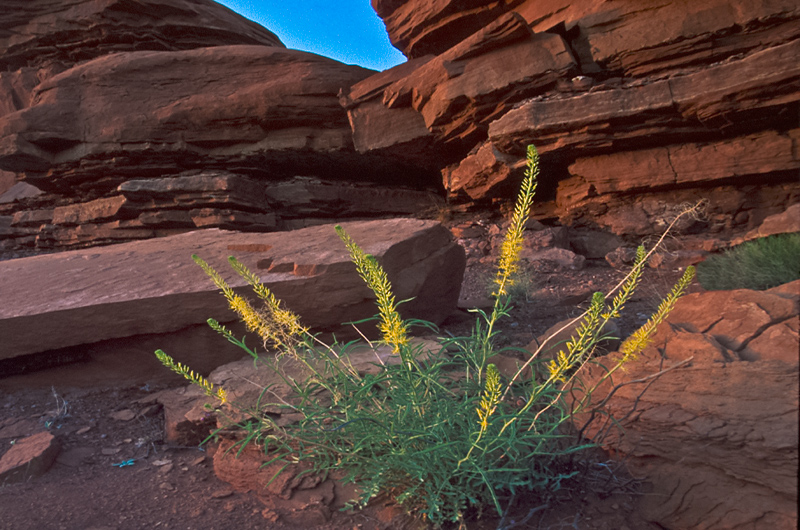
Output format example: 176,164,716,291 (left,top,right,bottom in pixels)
0,45,378,193
0,218,465,365
575,281,799,529
0,0,283,71
0,0,284,134
0,0,449,258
